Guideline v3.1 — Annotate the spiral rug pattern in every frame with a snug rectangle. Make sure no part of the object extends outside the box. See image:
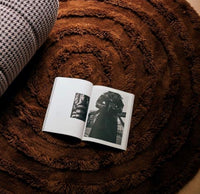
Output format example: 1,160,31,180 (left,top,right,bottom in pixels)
0,0,200,193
